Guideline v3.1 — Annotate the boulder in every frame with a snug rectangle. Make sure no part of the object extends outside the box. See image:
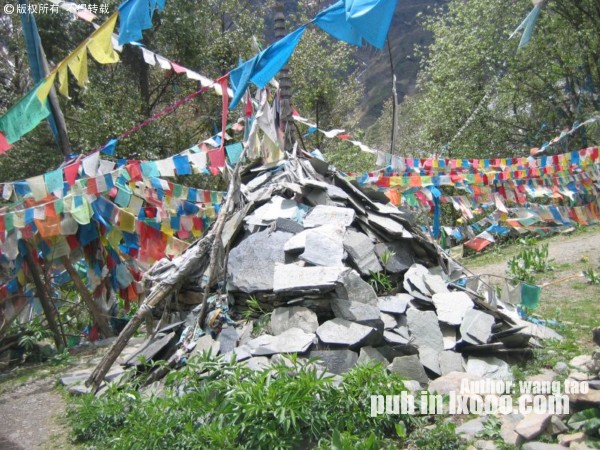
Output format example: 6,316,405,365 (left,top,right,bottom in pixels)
309,349,358,375
515,413,553,440
269,306,319,336
387,355,429,384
